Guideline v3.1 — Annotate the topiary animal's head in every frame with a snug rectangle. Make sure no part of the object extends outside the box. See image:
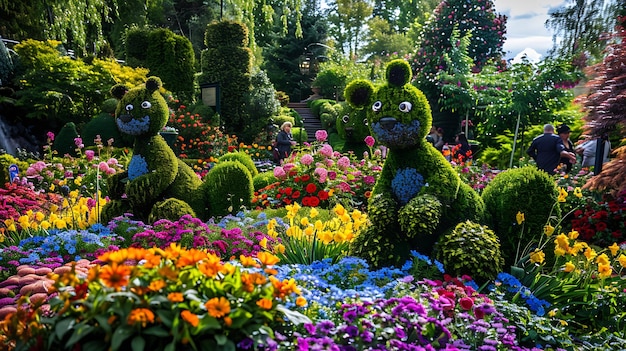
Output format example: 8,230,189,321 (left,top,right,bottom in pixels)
110,76,169,137
336,104,371,143
344,59,432,150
